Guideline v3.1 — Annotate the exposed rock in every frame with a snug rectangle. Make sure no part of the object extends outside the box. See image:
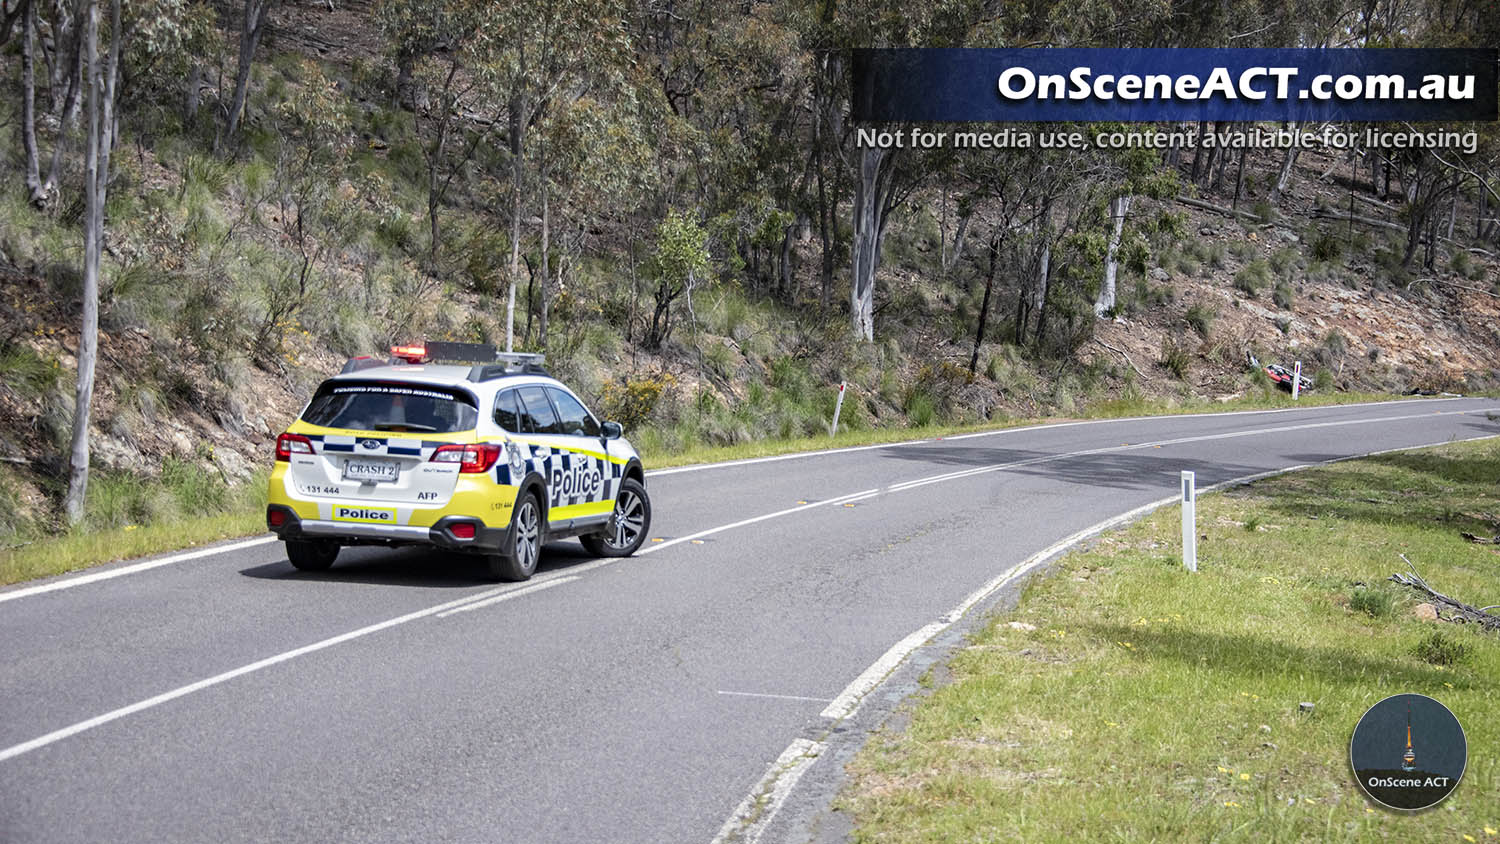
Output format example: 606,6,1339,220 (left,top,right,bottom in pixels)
92,435,149,473
1006,621,1037,632
212,446,254,481
1149,267,1170,281
1413,602,1440,621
